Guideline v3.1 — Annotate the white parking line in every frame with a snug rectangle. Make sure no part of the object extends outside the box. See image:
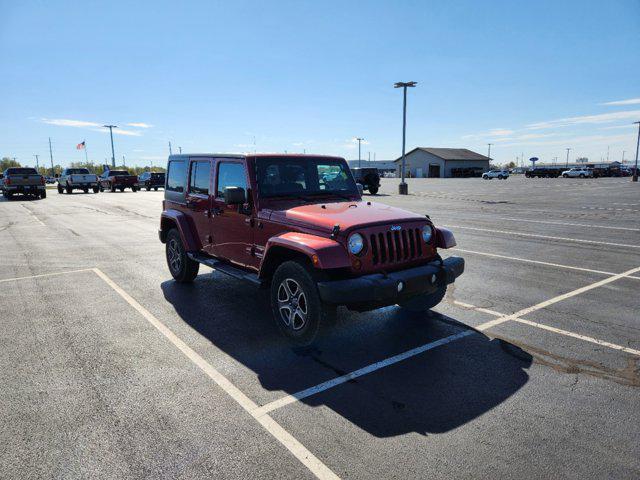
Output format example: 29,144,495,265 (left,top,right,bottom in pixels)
0,268,93,284
20,204,45,226
494,217,640,232
471,265,640,331
252,330,474,417
442,224,640,249
91,268,339,480
453,301,640,356
256,265,640,415
449,248,640,280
